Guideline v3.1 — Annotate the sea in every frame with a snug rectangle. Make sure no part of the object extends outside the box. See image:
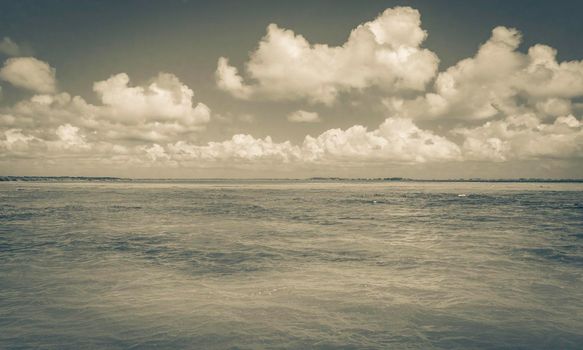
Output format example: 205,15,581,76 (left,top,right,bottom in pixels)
1,180,582,349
